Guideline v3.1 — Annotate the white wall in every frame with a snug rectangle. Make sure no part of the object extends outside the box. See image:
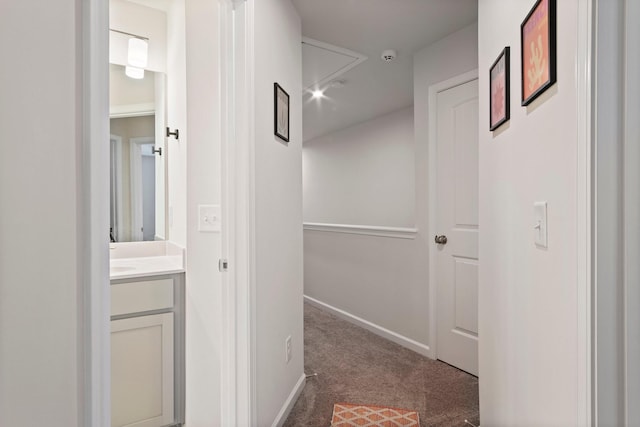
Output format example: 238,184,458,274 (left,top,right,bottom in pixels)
303,107,415,227
478,1,584,425
109,64,156,111
166,0,188,247
110,0,167,73
183,0,223,425
252,0,305,425
0,0,84,425
303,24,477,353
